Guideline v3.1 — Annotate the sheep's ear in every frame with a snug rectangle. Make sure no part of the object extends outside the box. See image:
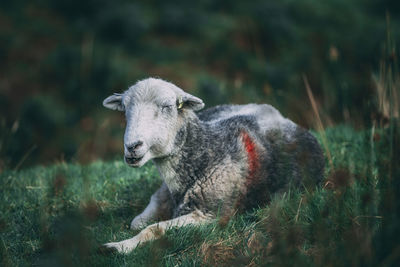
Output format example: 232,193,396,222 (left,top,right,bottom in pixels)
103,93,124,111
178,93,204,111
